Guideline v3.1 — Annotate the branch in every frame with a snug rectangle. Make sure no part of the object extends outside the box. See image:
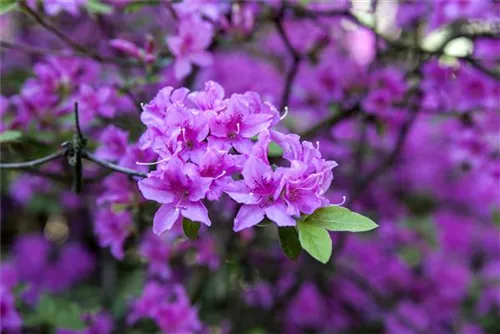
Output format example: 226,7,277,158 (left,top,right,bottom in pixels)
301,106,359,140
81,151,147,179
285,4,500,81
0,40,78,57
0,149,67,169
274,8,302,111
19,4,138,67
349,108,419,203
